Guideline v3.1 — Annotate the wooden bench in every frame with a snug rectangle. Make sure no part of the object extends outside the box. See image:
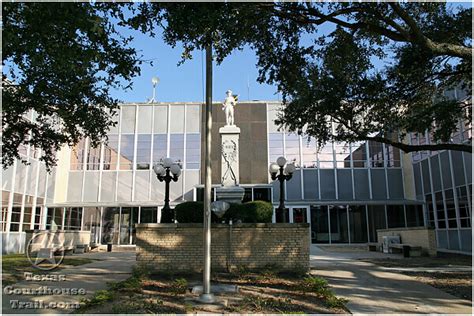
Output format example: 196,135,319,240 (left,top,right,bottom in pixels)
388,243,422,257
367,242,381,252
